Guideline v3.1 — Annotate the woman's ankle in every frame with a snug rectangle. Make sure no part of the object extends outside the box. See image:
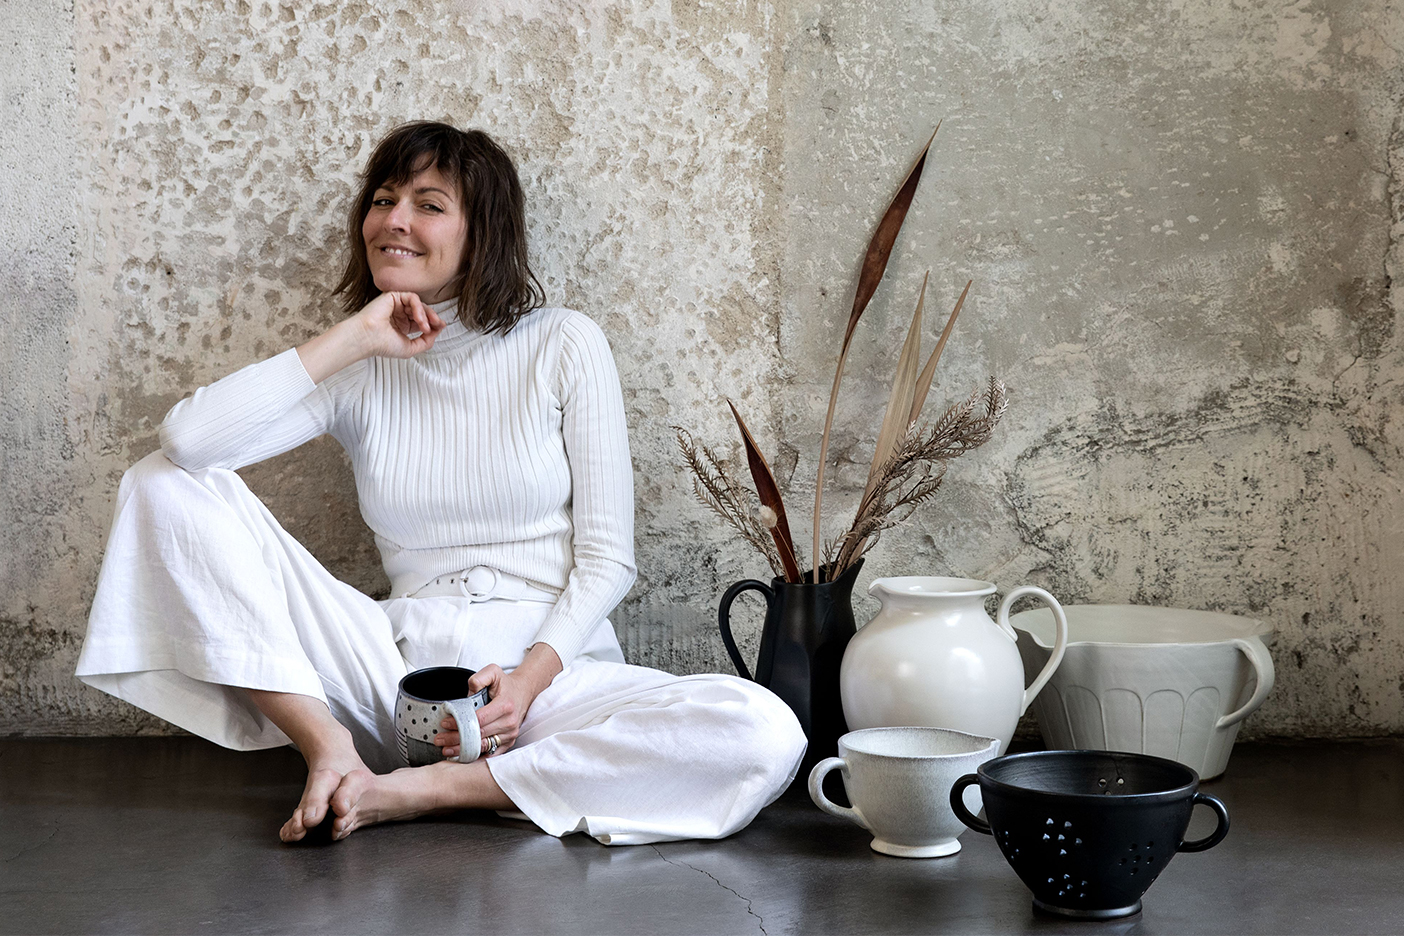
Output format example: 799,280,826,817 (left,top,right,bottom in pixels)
247,689,361,768
426,759,514,812
300,722,363,771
